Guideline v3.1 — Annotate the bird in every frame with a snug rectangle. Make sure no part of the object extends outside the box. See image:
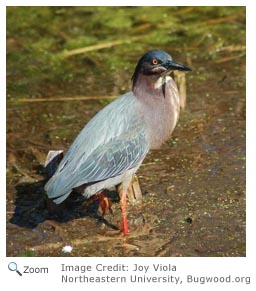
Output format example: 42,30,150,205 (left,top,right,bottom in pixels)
45,49,191,235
